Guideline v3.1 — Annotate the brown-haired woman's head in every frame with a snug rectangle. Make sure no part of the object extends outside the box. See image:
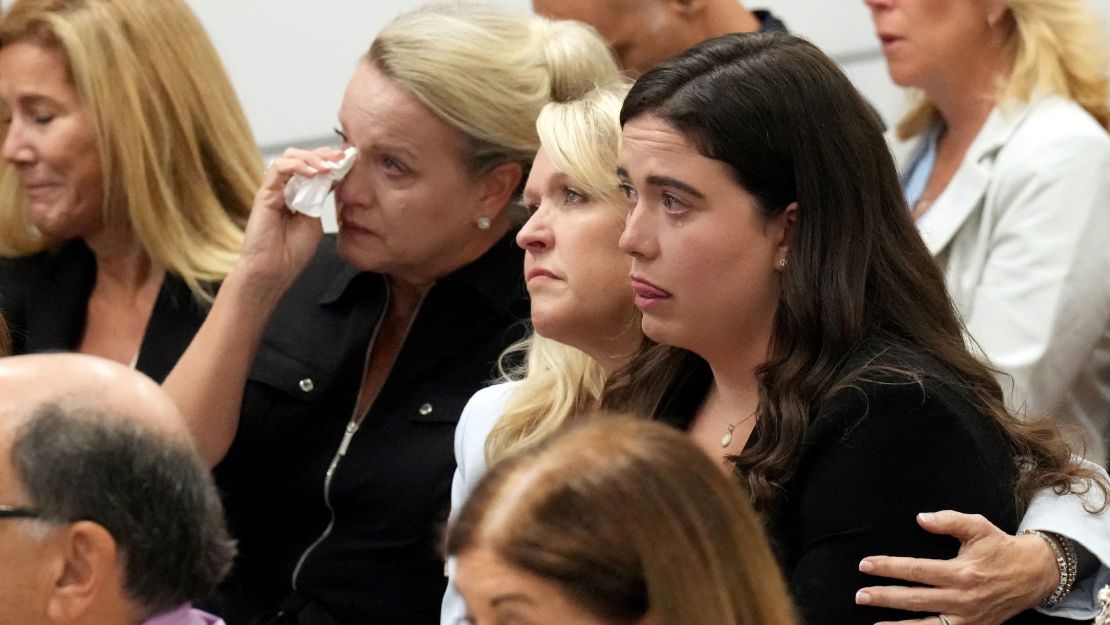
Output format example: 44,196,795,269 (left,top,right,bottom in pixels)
613,32,1099,509
446,415,798,625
